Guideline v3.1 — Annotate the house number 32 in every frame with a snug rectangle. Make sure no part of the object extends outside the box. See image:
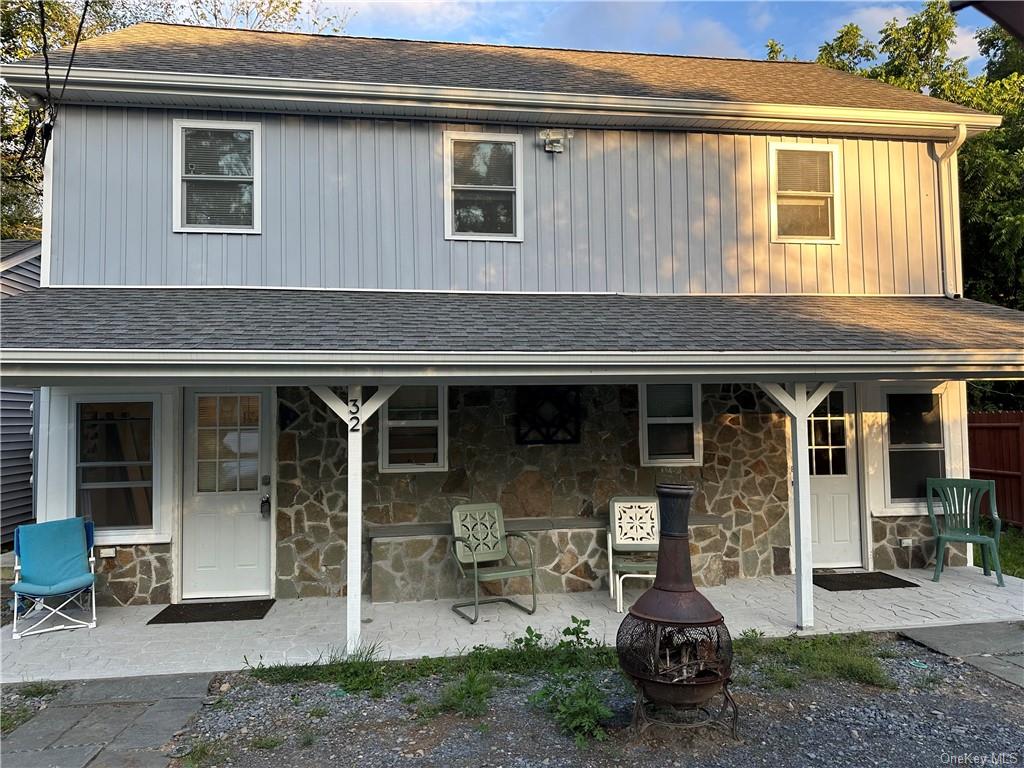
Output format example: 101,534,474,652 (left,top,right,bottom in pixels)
348,398,361,433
